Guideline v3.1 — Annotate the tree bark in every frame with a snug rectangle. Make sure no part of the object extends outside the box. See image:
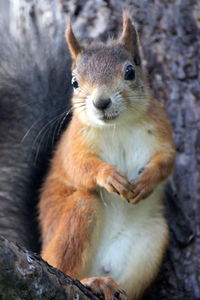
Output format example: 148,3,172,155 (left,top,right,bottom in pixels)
0,236,102,300
2,0,200,299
